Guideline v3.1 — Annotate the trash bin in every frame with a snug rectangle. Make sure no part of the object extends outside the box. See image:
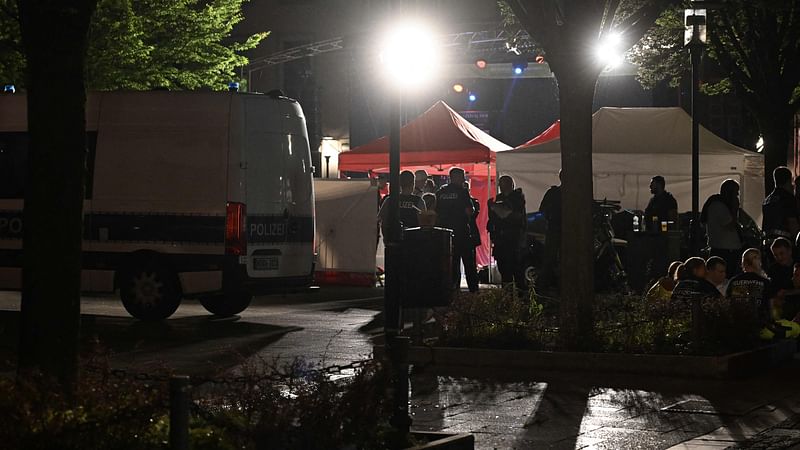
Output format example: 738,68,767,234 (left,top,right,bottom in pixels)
400,227,453,307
